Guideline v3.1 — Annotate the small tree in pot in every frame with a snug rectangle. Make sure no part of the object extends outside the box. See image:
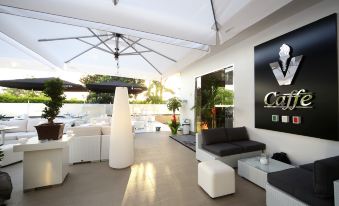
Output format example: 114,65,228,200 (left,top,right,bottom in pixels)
167,97,182,135
35,78,66,140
